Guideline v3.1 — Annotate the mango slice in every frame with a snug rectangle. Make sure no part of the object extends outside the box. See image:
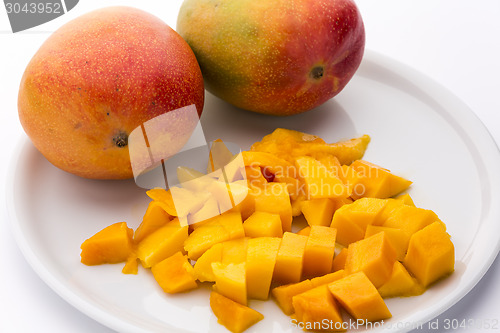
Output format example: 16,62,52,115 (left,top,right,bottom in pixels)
243,211,283,238
328,271,392,322
310,270,346,288
246,237,281,300
302,225,337,277
193,243,223,282
136,218,188,268
292,284,344,331
210,291,264,333
272,280,314,316
378,261,424,298
383,205,442,237
81,222,134,265
404,222,454,287
134,201,172,243
274,232,308,284
345,232,397,288
301,198,336,227
212,262,247,305
151,251,197,294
